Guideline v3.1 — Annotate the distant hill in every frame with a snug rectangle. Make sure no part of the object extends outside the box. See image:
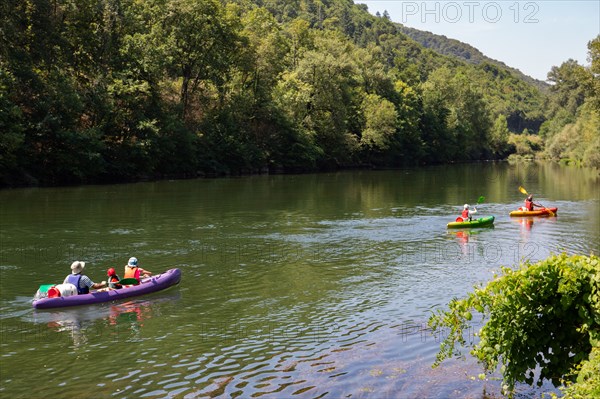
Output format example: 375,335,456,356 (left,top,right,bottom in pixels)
396,25,549,91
